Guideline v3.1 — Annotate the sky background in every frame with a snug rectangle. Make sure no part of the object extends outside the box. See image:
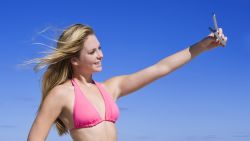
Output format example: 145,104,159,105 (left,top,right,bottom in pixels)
0,0,250,141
